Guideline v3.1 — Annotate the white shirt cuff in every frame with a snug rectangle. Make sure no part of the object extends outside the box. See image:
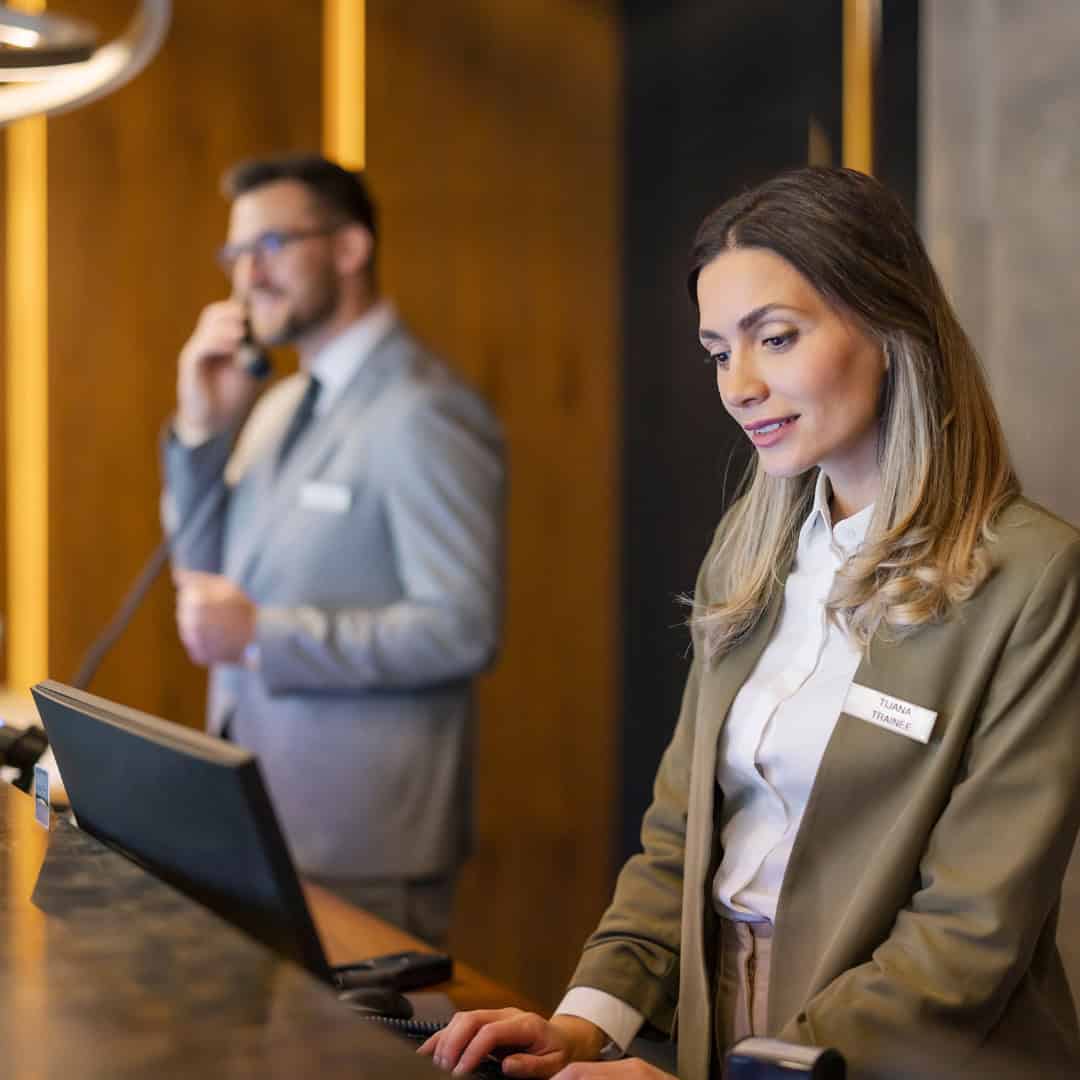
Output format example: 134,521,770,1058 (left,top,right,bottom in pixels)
555,987,645,1054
